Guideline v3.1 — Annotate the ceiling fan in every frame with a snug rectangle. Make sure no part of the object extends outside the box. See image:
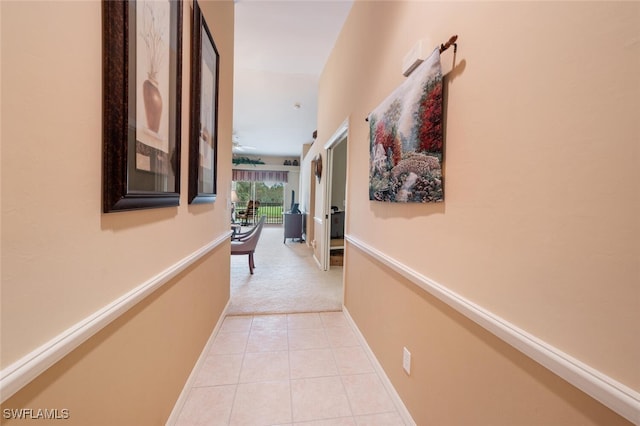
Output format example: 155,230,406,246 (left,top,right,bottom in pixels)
232,141,257,152
232,133,257,152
